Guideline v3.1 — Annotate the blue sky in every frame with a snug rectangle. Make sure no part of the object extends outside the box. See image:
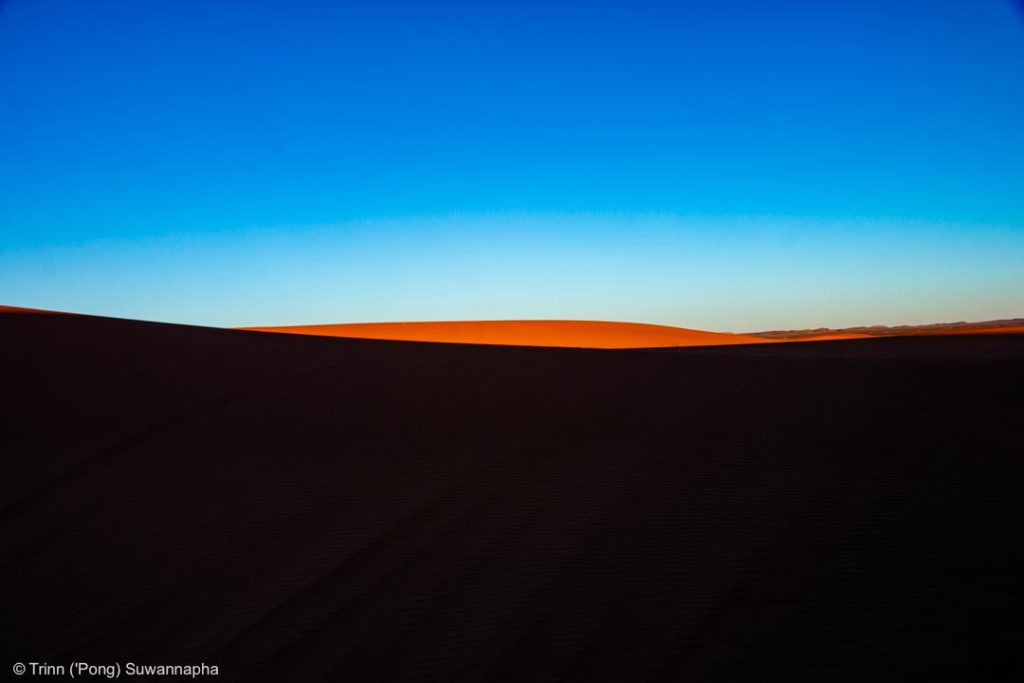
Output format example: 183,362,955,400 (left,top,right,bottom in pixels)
2,0,1023,330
